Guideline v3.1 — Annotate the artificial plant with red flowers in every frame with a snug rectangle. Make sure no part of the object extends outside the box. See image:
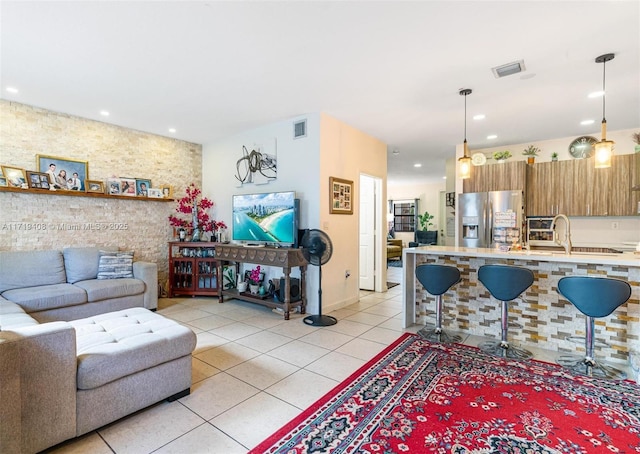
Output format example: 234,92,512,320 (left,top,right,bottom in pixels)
248,266,262,285
168,183,227,232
